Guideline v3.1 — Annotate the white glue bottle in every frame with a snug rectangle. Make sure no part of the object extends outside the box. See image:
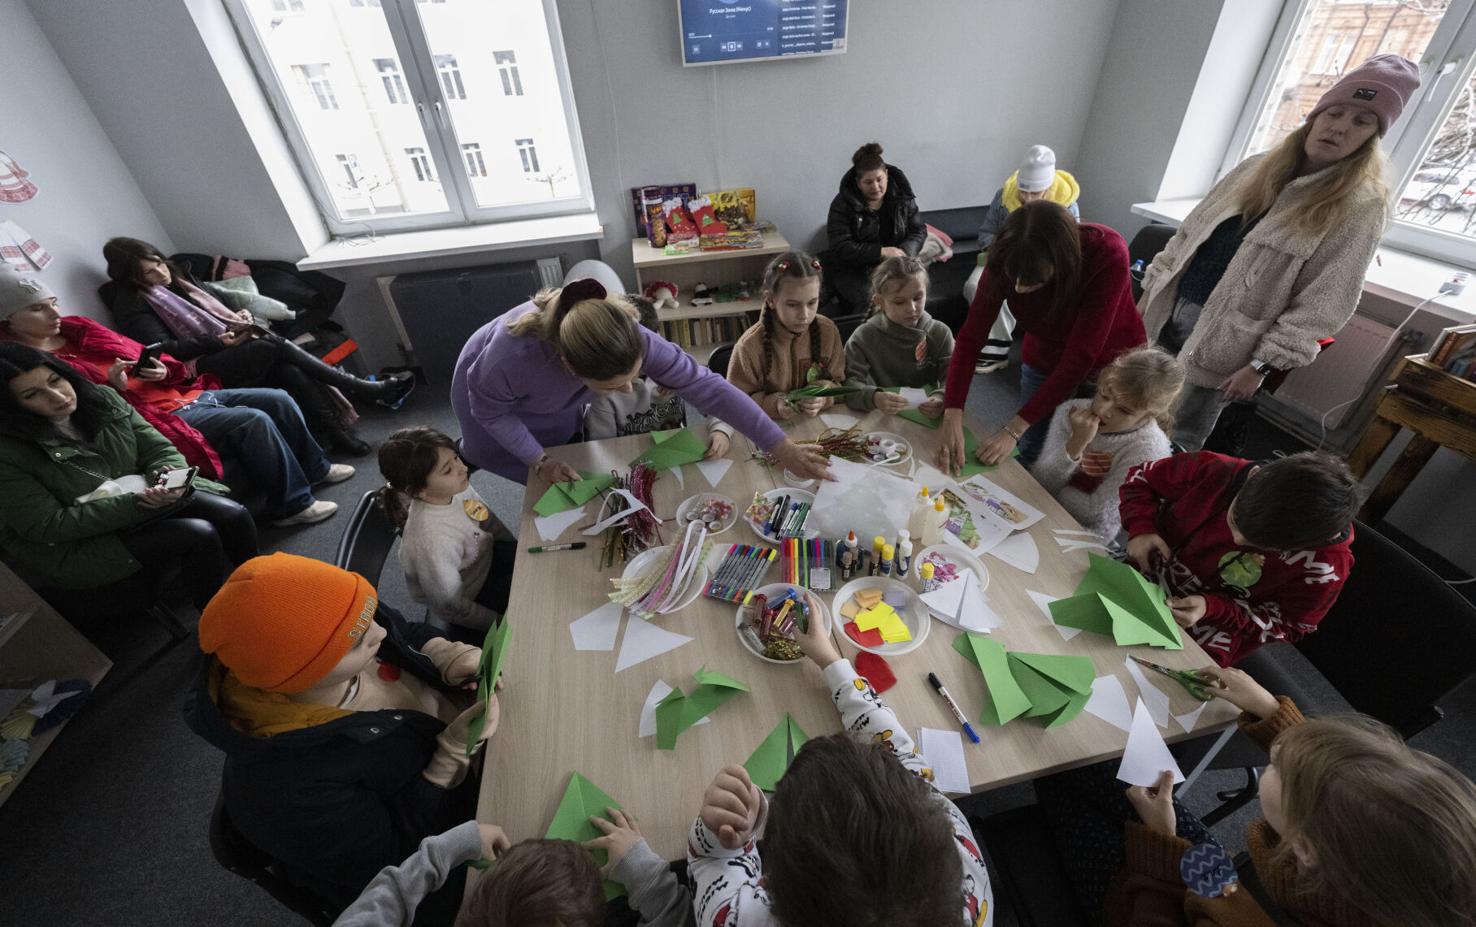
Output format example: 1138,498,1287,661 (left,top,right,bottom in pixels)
896,529,913,577
907,486,934,542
